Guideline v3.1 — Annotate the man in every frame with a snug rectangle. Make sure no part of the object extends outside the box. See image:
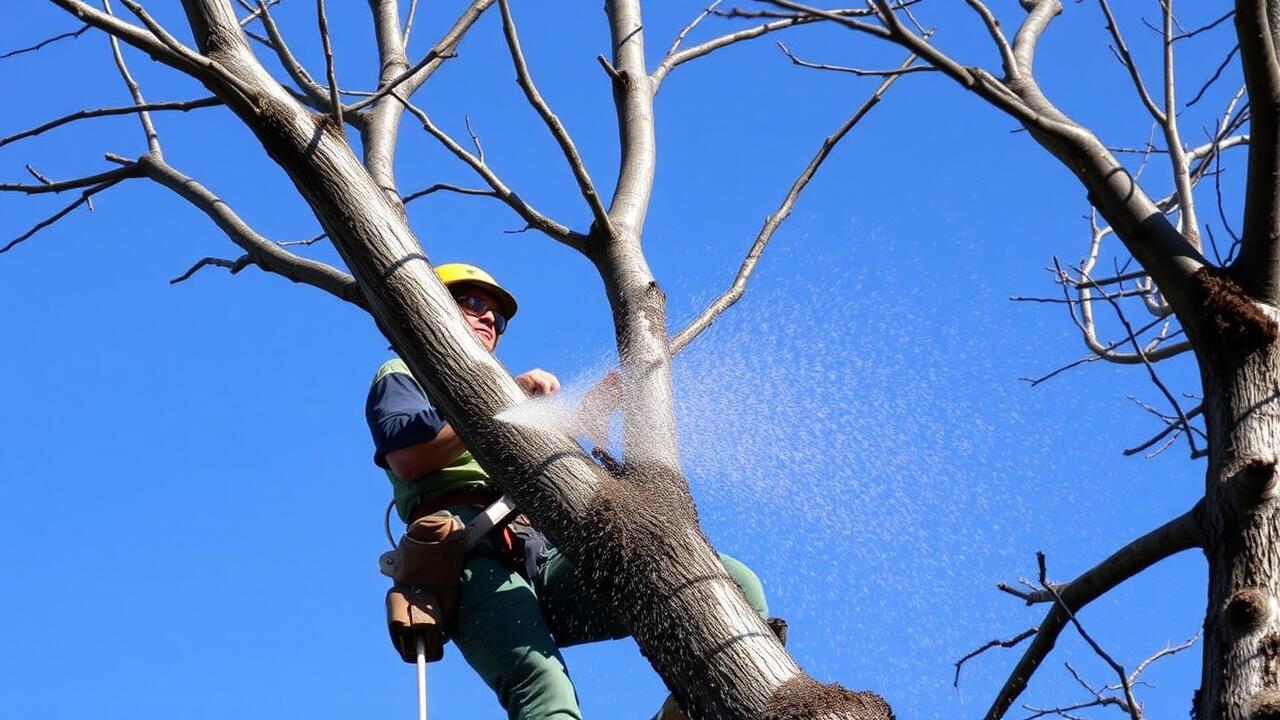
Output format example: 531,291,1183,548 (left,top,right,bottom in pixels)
365,262,771,720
